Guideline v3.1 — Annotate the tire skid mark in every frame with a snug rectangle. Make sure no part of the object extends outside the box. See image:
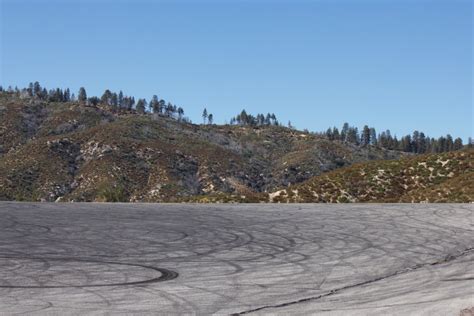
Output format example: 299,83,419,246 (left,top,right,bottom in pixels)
0,256,178,288
233,247,474,315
